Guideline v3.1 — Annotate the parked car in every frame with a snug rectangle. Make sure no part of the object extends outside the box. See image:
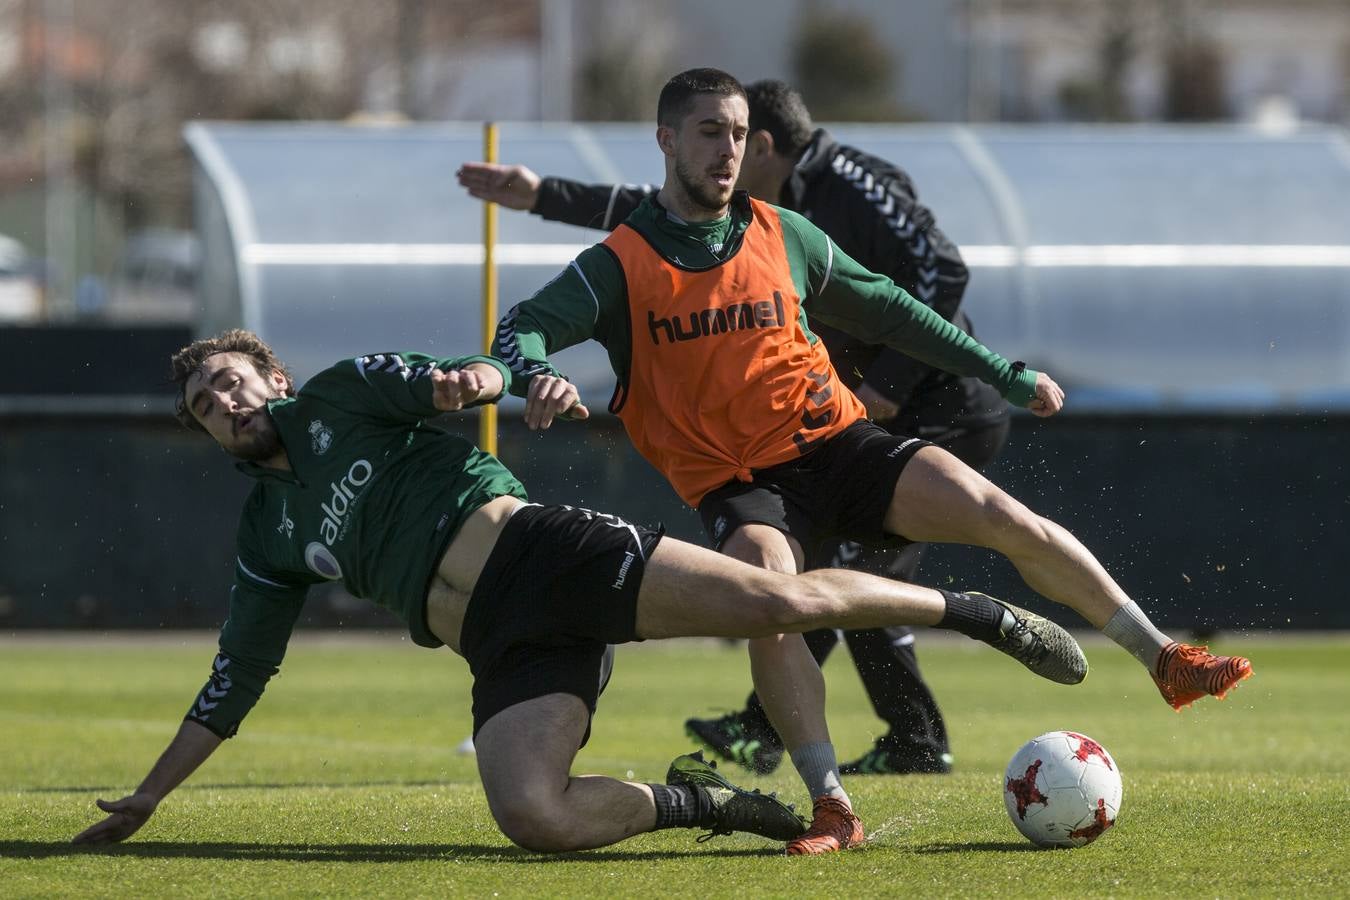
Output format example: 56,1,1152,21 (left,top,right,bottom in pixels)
0,234,41,322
